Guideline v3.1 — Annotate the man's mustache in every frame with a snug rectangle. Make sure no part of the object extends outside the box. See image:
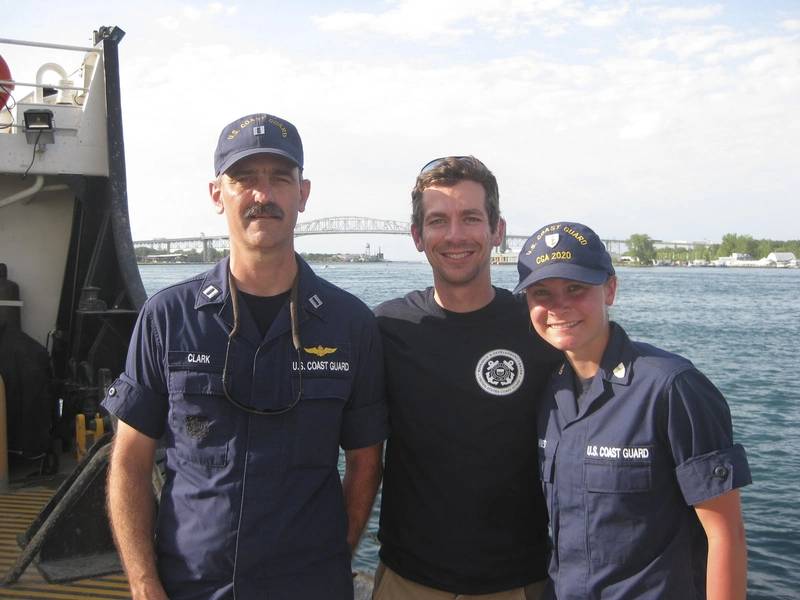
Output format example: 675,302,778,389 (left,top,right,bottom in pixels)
244,203,284,219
